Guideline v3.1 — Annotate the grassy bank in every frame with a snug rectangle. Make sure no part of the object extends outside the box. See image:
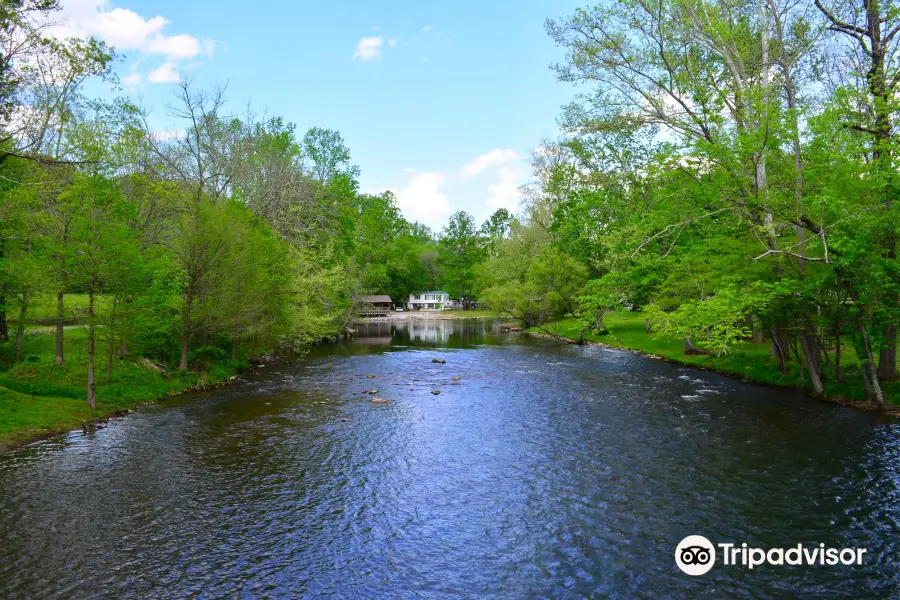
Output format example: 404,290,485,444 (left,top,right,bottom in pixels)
0,327,250,450
7,294,108,326
528,312,899,407
435,309,500,318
